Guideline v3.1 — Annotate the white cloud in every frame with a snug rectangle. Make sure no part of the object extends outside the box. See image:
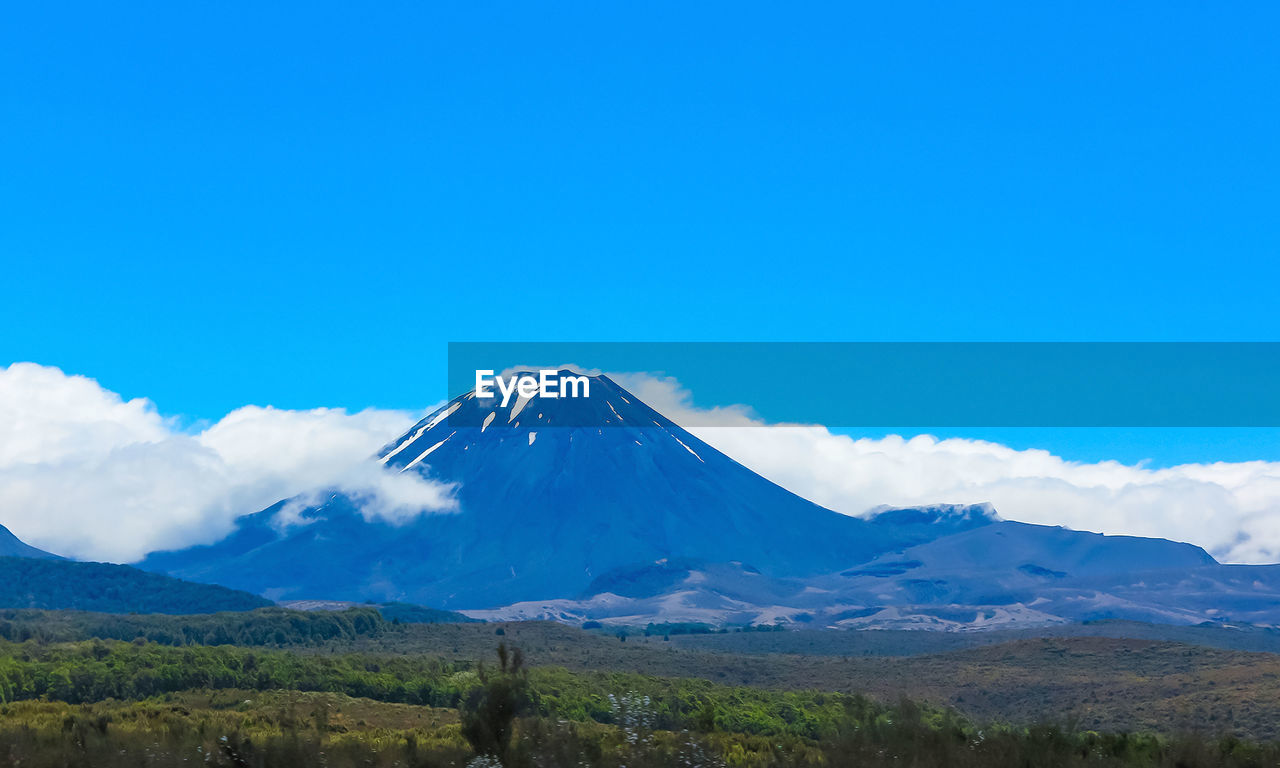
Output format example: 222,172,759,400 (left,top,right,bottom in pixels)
5,362,1279,567
0,363,455,562
613,372,1280,565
